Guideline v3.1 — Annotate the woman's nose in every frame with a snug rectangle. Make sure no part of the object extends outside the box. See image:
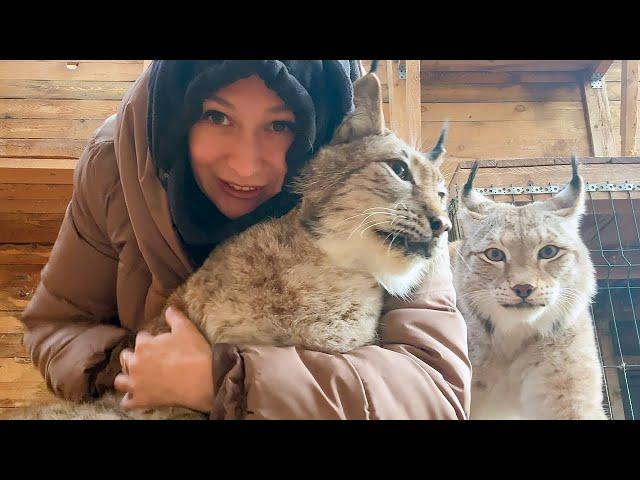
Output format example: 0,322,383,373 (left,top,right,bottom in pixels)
229,135,262,178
